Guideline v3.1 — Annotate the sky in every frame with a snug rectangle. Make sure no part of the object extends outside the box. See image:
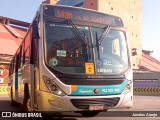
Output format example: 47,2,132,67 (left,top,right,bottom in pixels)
142,0,160,60
0,0,159,60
